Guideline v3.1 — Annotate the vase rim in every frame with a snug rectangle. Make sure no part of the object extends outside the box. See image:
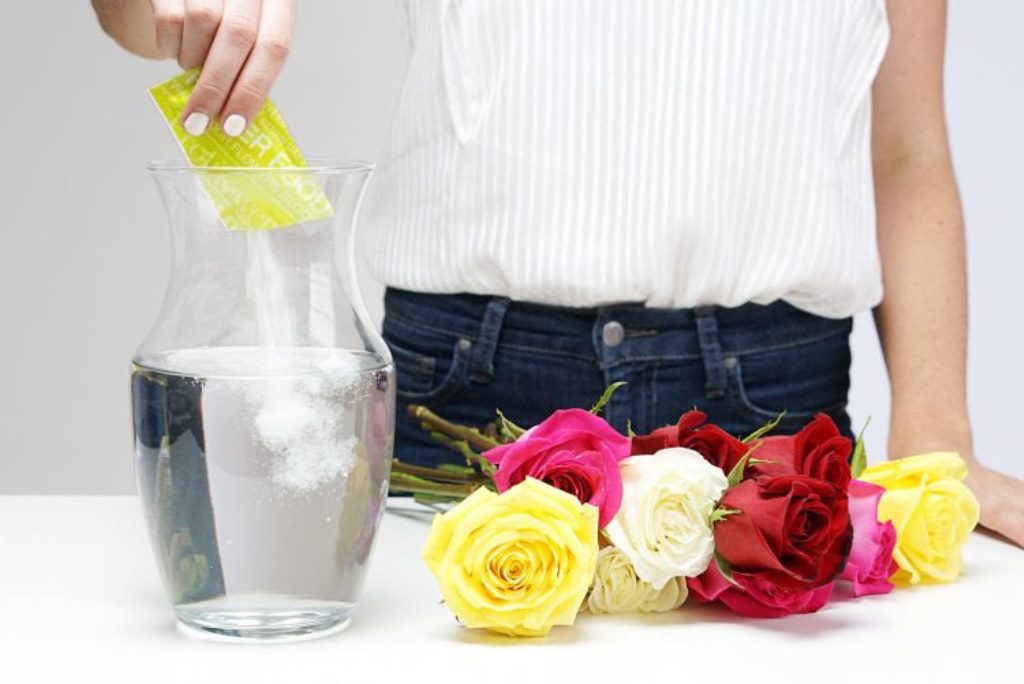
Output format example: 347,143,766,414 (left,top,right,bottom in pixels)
146,158,375,174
